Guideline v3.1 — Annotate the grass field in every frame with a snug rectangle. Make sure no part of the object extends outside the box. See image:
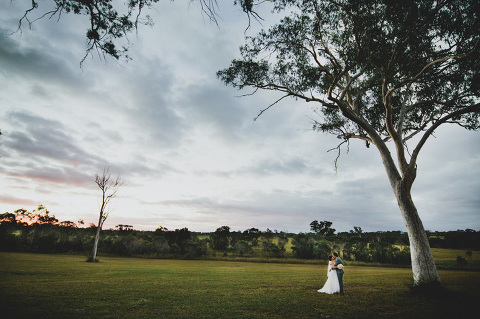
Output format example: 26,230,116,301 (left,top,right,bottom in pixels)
1,252,479,319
